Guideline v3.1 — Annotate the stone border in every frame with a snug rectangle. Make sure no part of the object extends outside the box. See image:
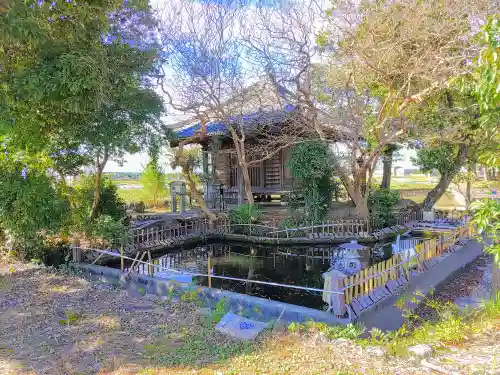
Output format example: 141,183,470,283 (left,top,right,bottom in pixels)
73,263,352,326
